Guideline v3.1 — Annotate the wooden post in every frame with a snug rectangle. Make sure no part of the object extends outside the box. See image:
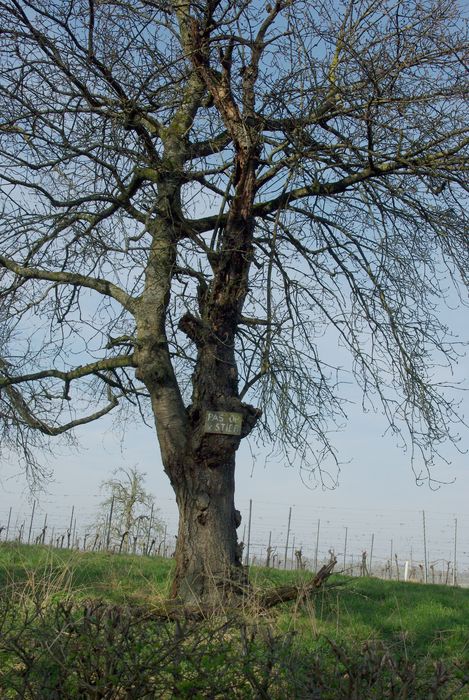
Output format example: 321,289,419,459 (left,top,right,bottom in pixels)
245,499,252,566
314,518,320,572
5,506,12,541
343,527,348,571
68,505,75,548
119,531,127,554
106,496,114,551
27,500,36,545
422,511,428,584
146,503,154,556
134,518,142,554
284,506,292,570
452,517,457,586
41,513,48,544
266,531,272,568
